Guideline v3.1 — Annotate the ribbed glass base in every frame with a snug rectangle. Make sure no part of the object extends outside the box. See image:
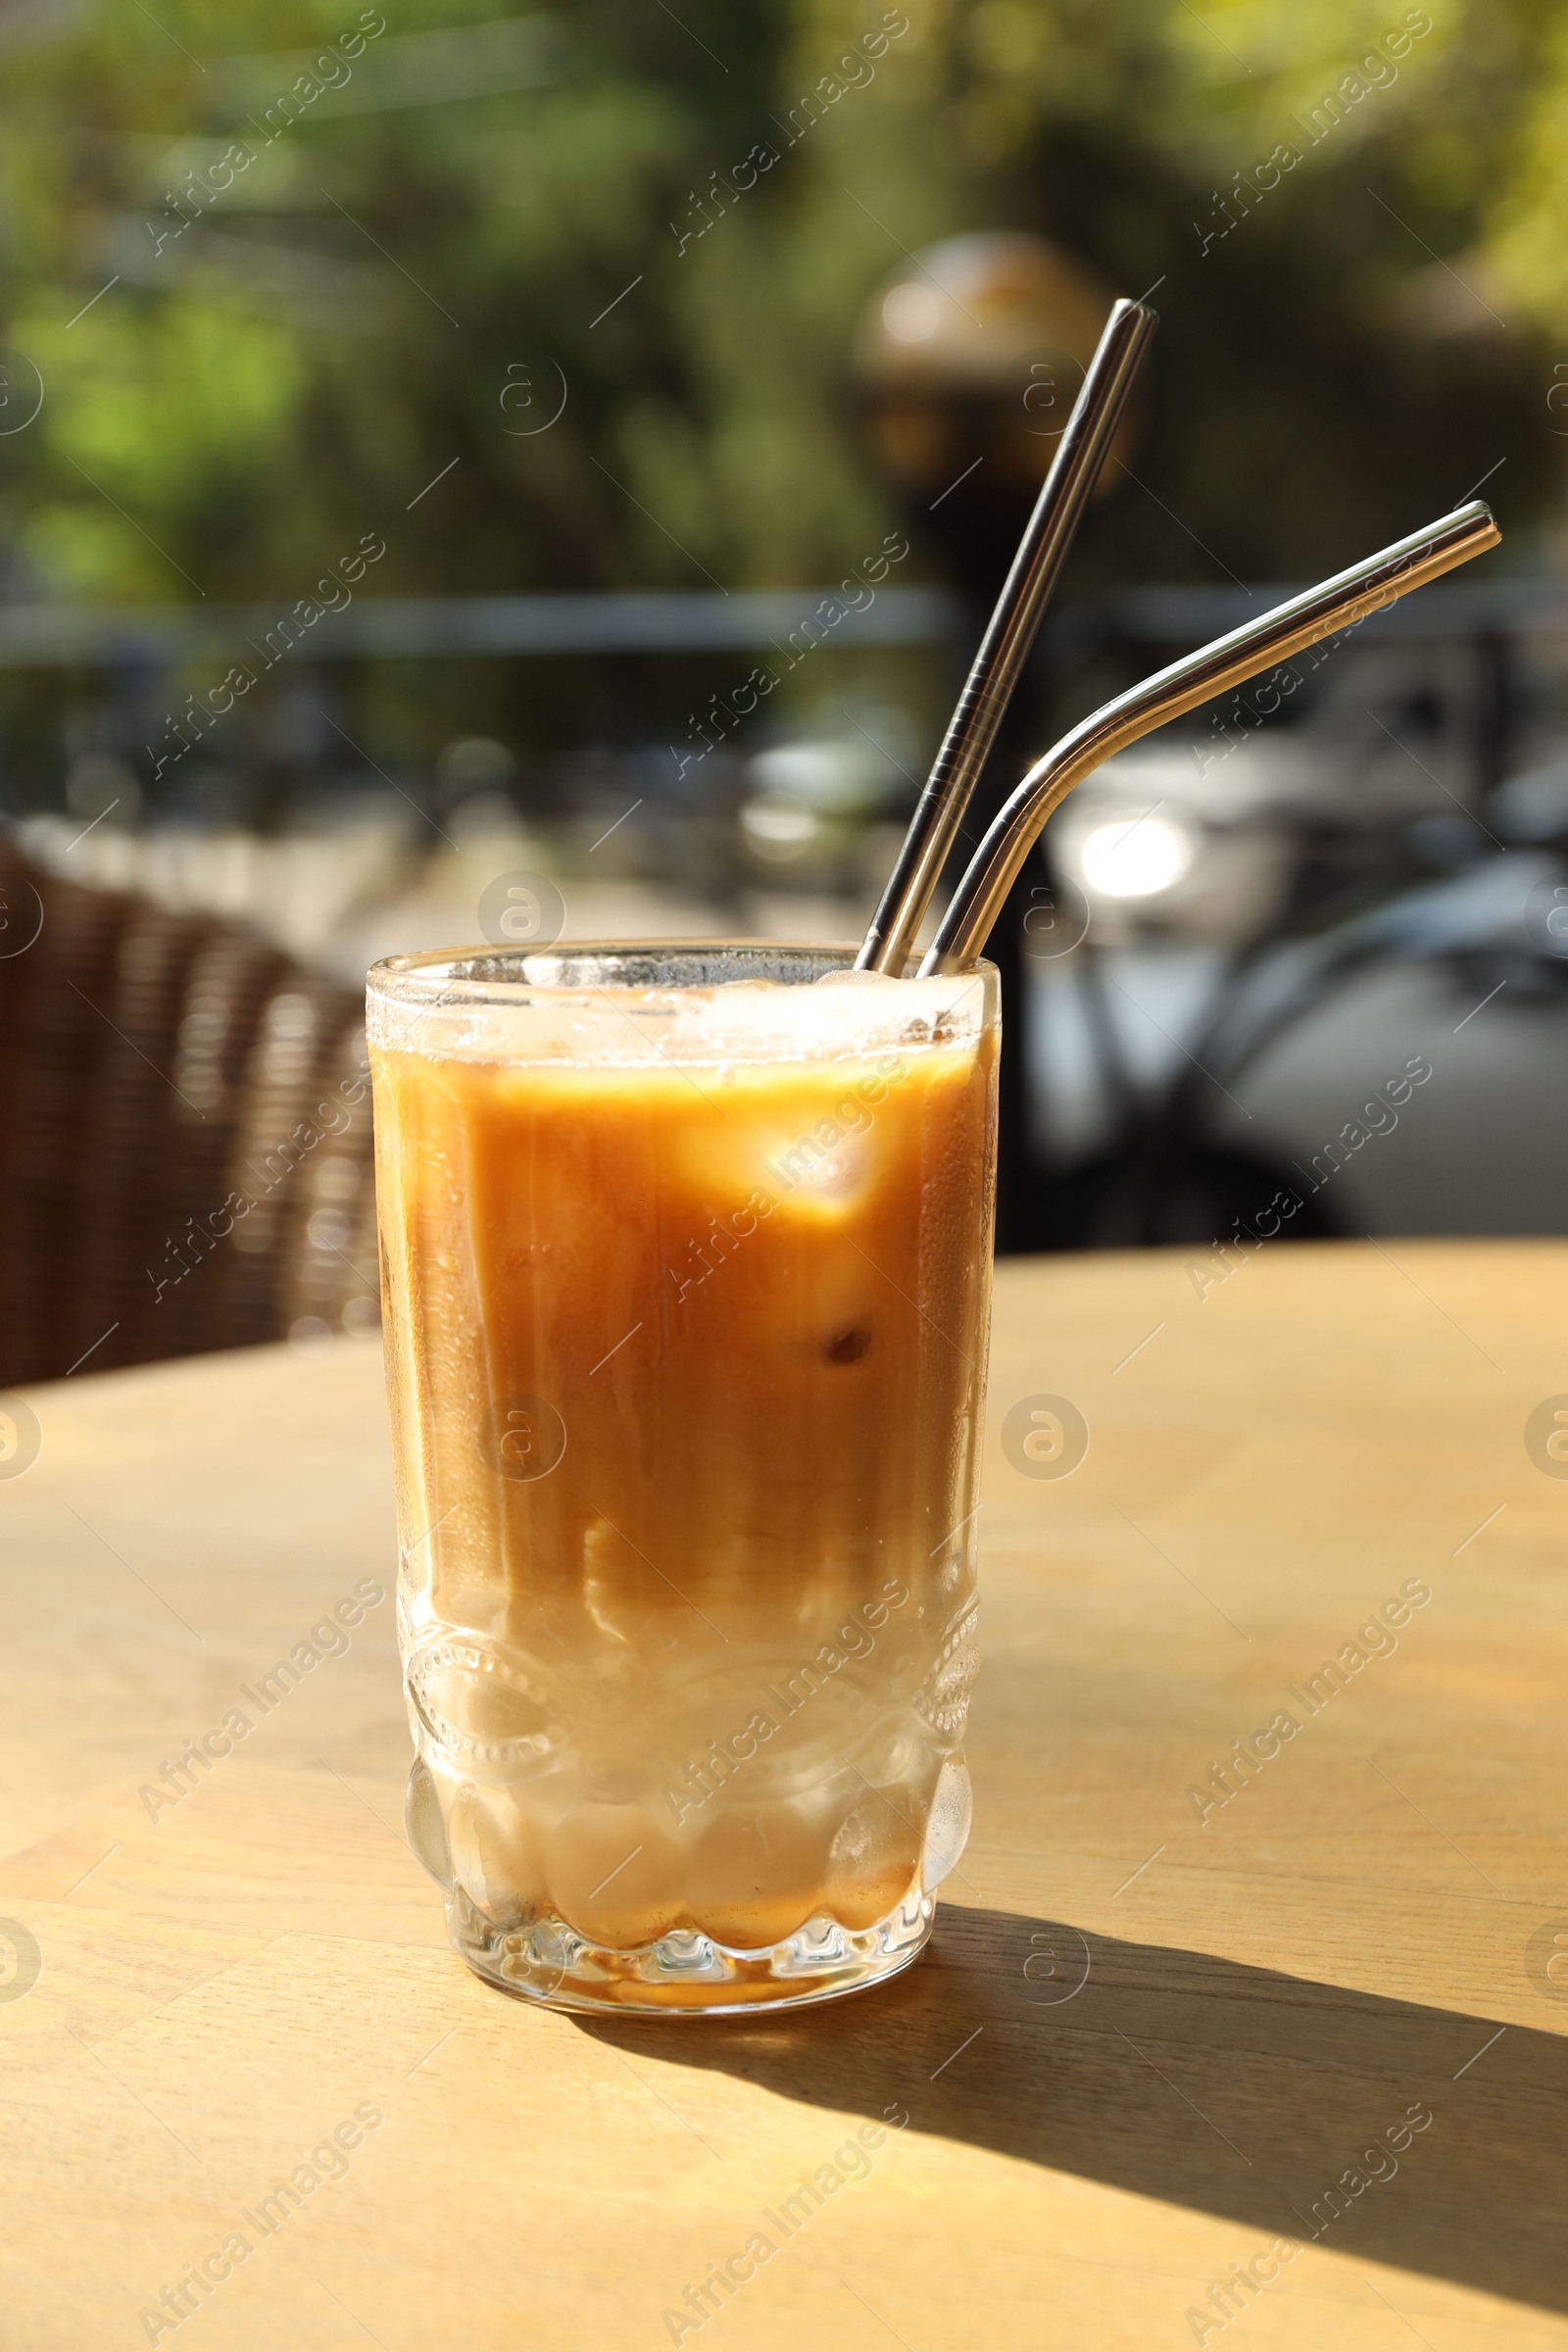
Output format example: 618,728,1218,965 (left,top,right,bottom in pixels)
447,1882,935,2015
